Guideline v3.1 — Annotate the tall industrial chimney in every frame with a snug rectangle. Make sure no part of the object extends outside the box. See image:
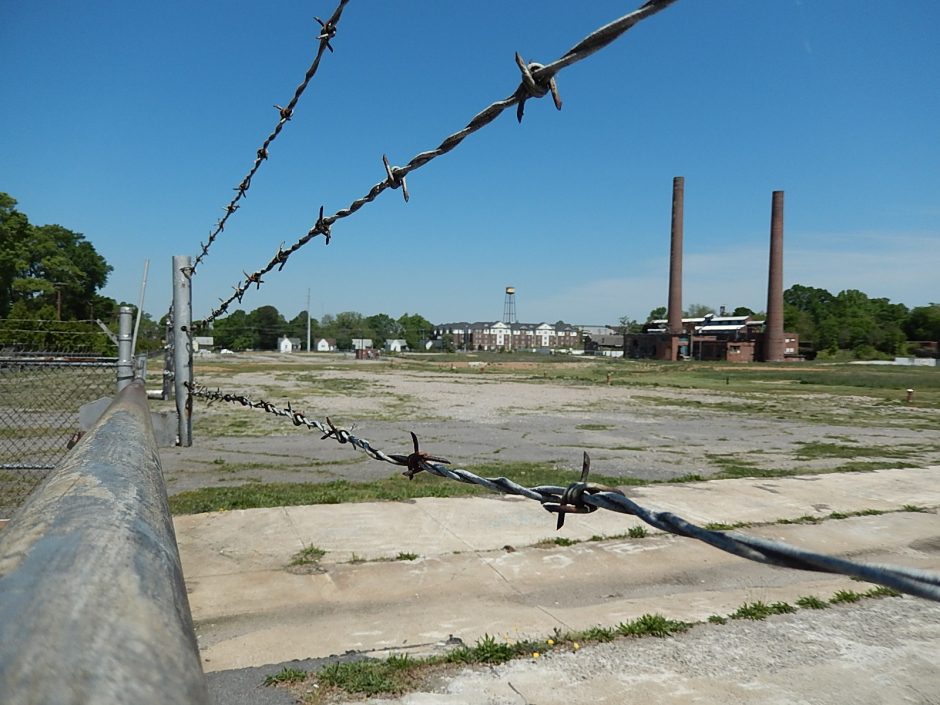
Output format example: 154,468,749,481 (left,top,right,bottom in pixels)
667,176,684,335
765,190,785,362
